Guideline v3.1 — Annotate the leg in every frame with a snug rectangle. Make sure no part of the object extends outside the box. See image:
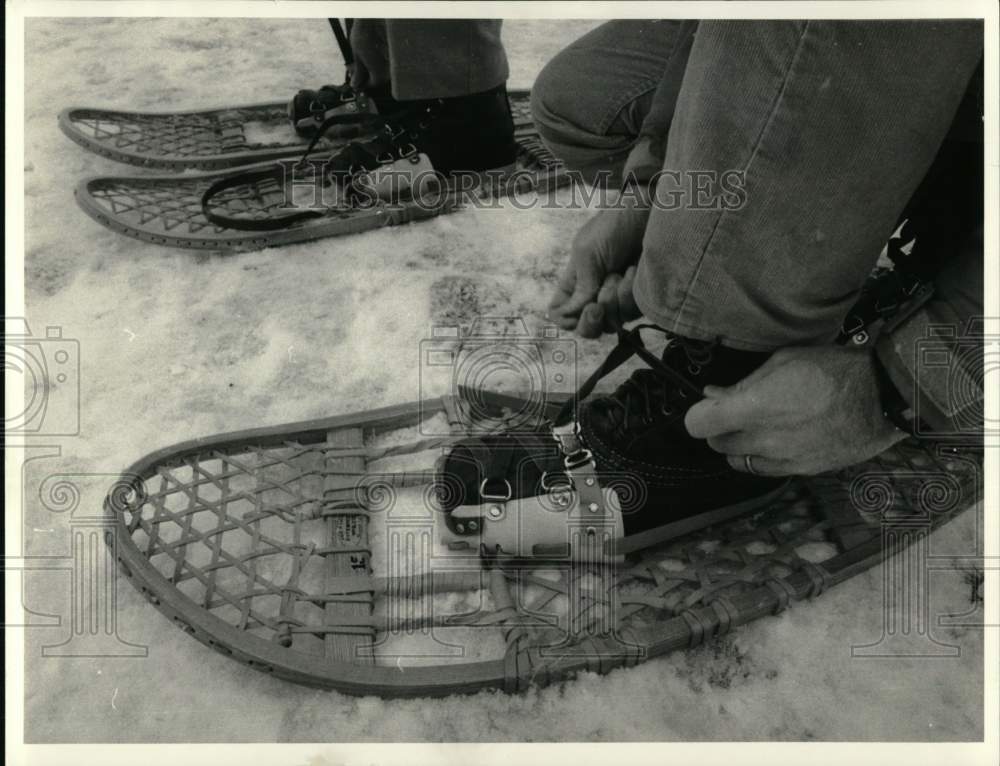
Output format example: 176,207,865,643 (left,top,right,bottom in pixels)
531,20,697,182
383,20,509,99
633,20,983,350
347,19,390,86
